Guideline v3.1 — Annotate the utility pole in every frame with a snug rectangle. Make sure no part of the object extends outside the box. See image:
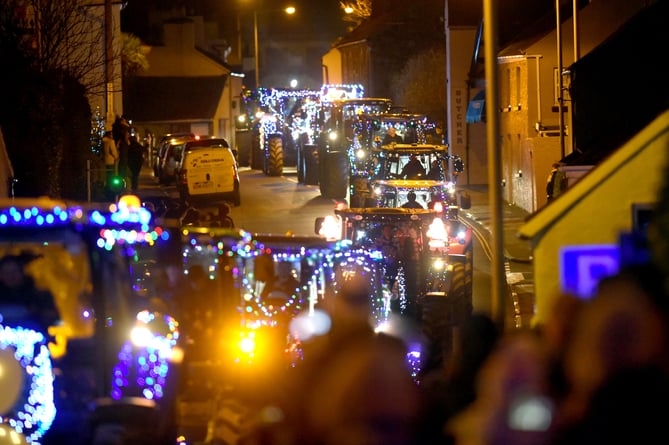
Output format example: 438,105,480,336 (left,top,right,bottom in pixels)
253,11,259,88
483,0,506,330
